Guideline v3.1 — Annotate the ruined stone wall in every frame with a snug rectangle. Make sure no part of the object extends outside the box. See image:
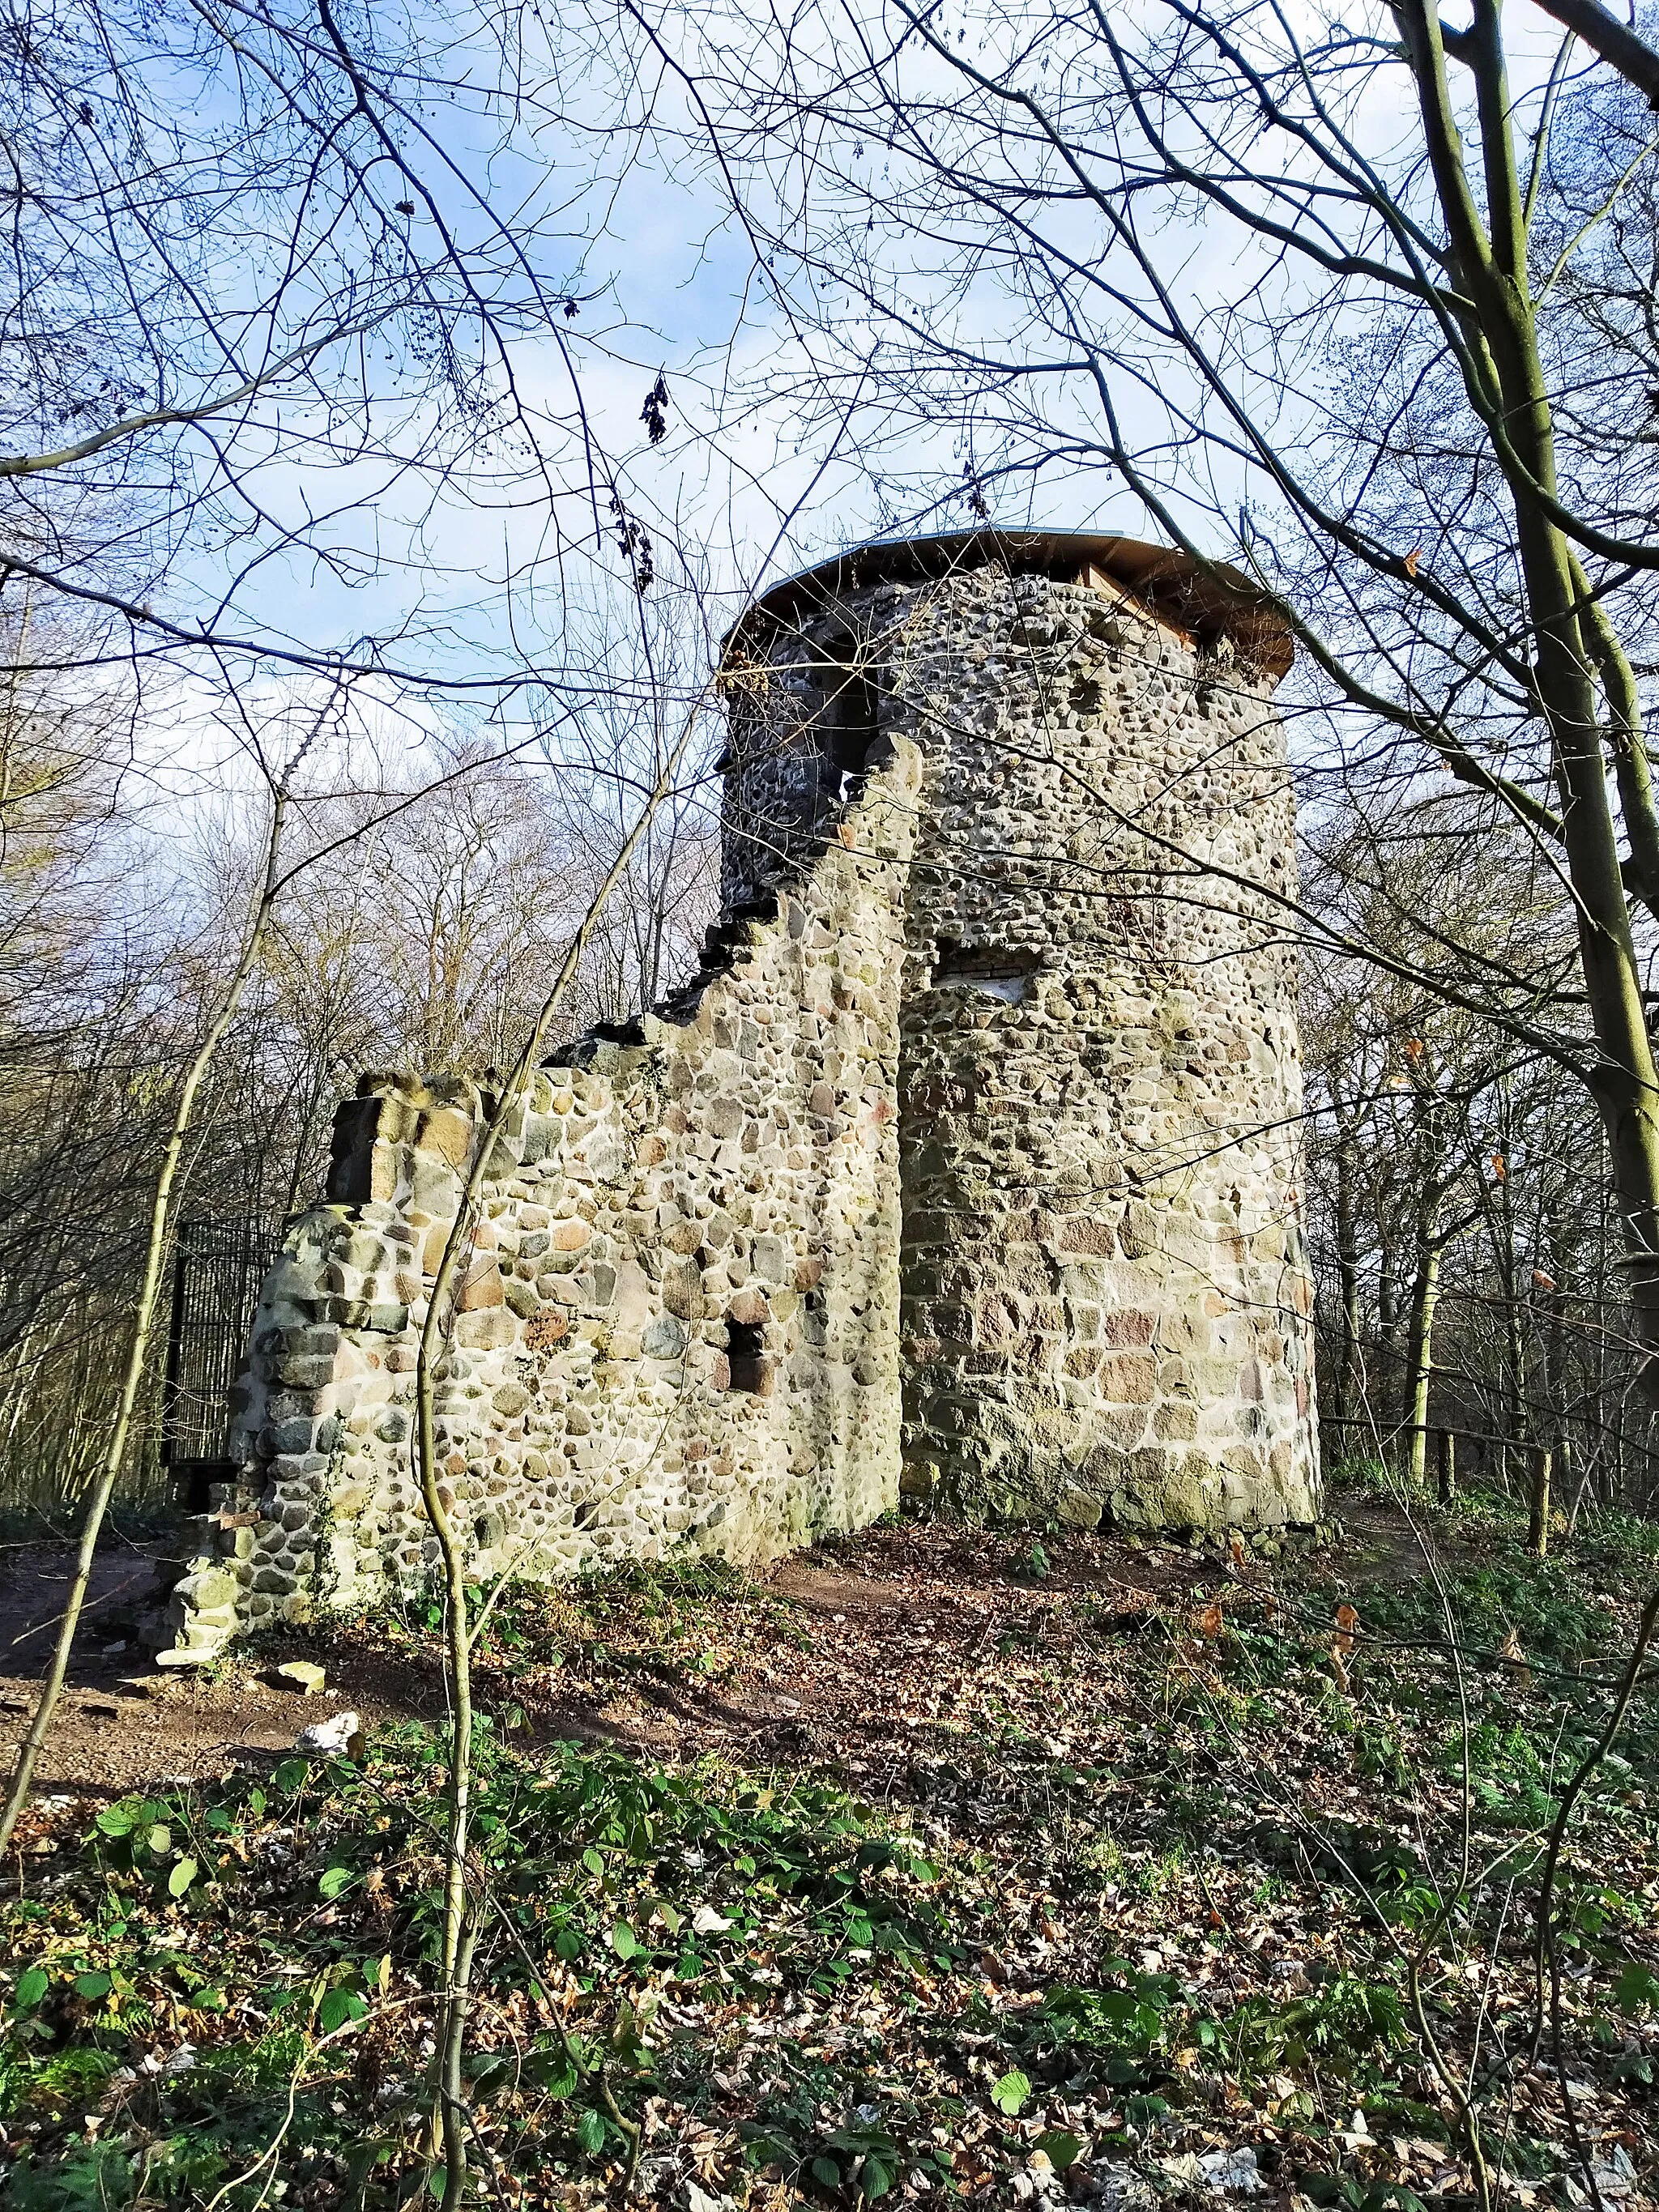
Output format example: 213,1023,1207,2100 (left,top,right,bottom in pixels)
724,556,1318,1536
181,745,917,1648
171,534,1318,1660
